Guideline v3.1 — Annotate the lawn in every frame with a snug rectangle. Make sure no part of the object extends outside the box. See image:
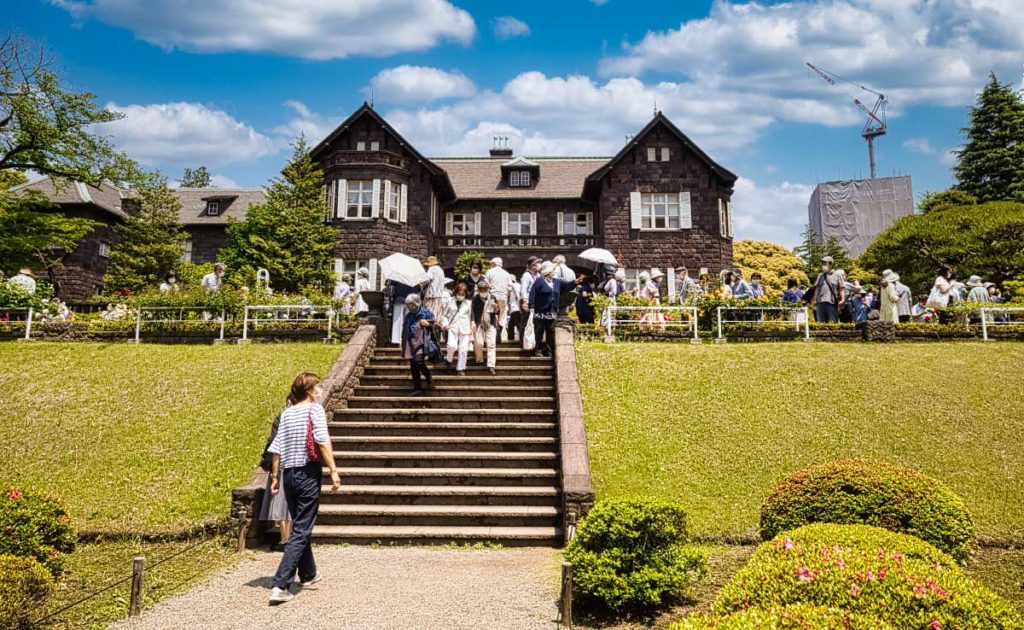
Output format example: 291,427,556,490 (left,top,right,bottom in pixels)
0,342,340,533
577,341,1024,544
